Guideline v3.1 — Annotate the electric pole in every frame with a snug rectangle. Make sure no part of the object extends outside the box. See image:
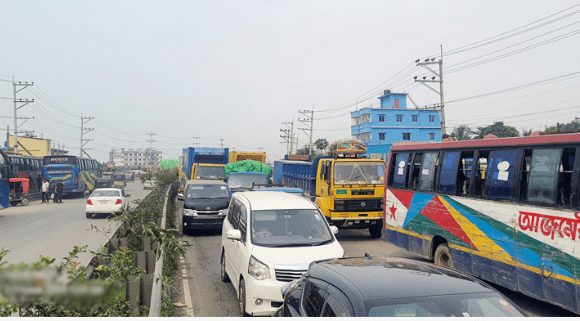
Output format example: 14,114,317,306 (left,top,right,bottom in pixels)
280,121,295,155
147,132,156,170
81,115,94,157
13,79,34,154
193,136,200,146
219,137,225,148
298,109,314,156
414,45,446,138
